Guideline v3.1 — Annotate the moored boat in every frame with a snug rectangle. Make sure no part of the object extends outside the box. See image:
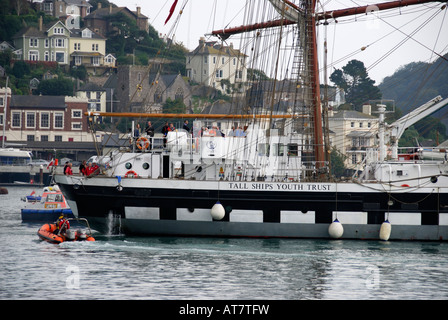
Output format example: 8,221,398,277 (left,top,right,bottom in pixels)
21,185,74,221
